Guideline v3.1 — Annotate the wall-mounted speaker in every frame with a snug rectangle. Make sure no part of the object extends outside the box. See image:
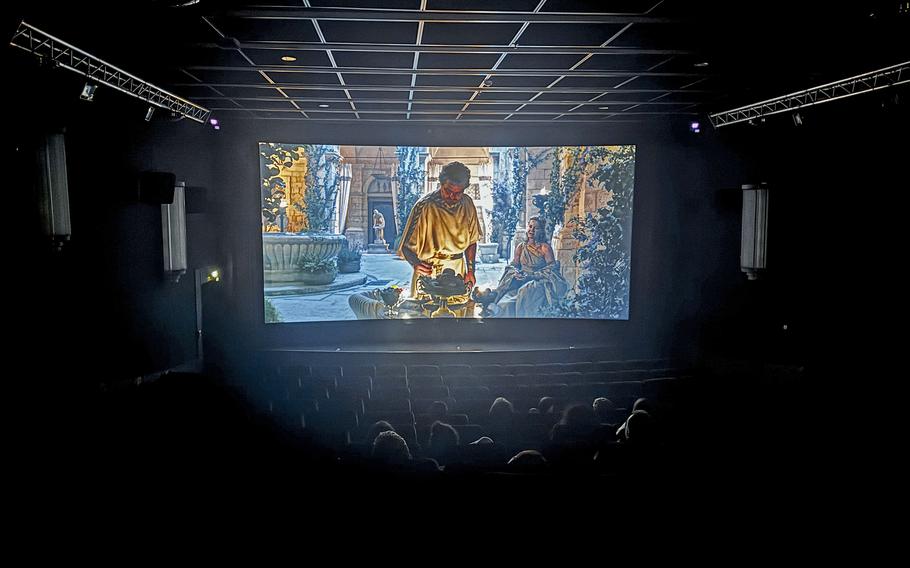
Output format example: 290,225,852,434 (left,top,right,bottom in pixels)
741,183,769,280
138,171,176,204
37,133,71,249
